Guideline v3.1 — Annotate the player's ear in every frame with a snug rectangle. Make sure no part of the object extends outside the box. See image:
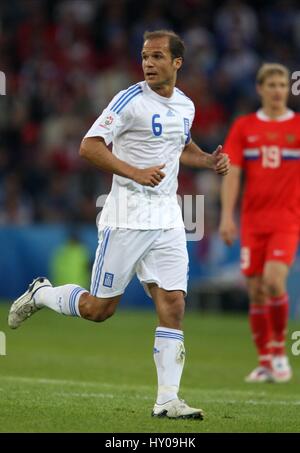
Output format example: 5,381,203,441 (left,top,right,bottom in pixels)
173,57,183,71
256,83,262,97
